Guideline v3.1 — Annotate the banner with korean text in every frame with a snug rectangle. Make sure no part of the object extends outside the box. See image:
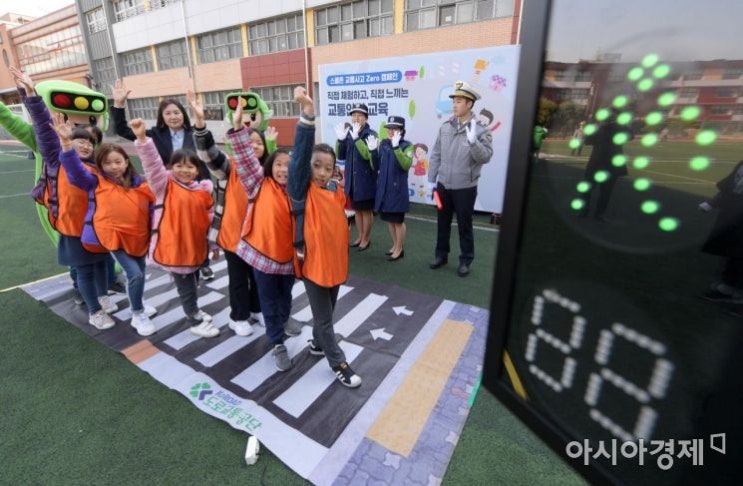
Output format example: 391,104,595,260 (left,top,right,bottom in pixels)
318,45,520,213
